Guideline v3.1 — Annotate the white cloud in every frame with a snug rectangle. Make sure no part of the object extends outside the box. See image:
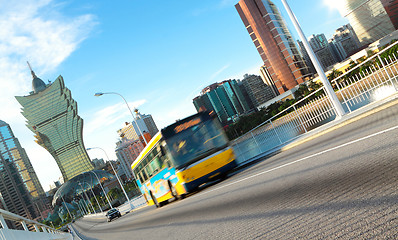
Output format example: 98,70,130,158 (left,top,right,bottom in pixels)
322,0,345,14
0,0,96,191
186,64,230,99
85,100,147,135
